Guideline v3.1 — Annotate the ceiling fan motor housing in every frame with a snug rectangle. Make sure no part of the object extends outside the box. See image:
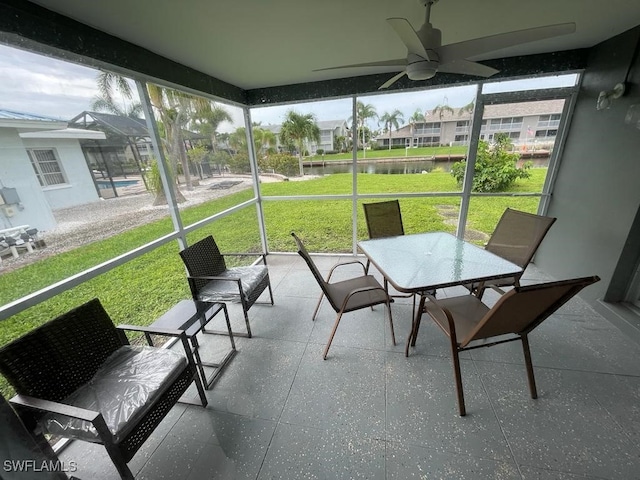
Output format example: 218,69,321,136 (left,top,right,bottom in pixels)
406,54,439,80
